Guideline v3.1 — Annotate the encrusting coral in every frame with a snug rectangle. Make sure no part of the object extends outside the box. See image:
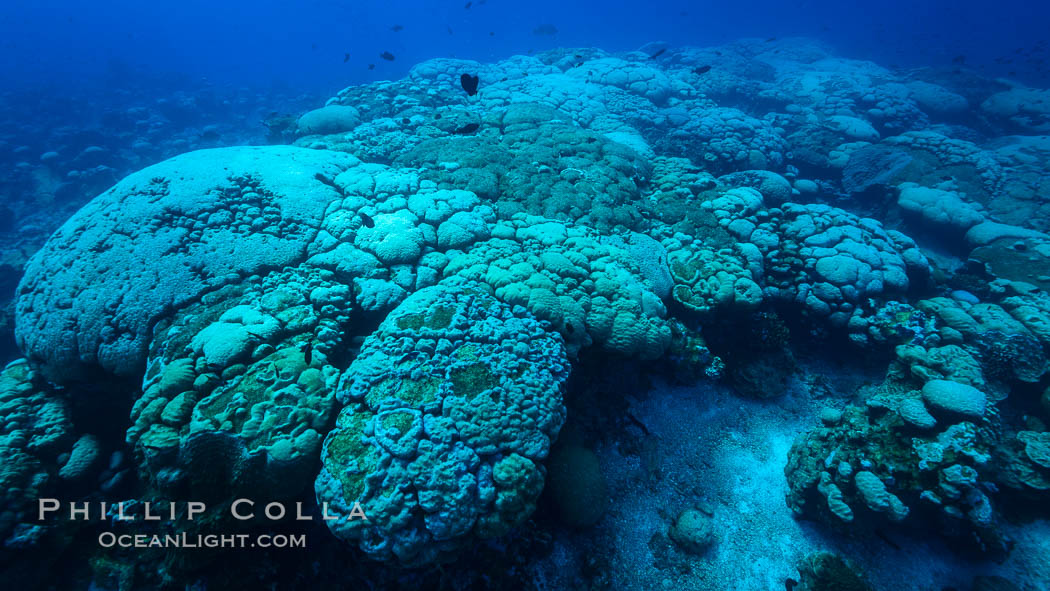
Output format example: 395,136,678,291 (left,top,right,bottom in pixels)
316,279,569,565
